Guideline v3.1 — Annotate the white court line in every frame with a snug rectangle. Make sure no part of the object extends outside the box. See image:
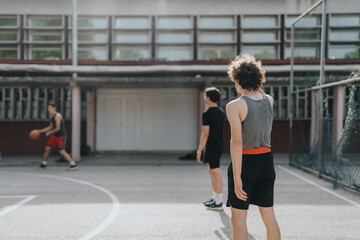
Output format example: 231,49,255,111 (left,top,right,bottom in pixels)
1,171,120,240
278,166,360,209
0,195,37,218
